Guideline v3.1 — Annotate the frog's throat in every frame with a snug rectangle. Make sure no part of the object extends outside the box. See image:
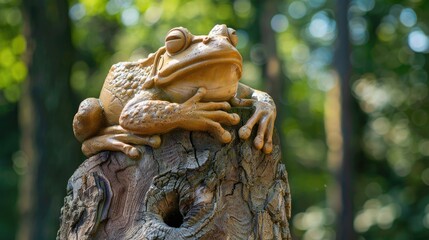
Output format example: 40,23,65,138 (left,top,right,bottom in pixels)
155,53,242,87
